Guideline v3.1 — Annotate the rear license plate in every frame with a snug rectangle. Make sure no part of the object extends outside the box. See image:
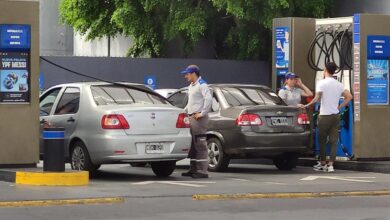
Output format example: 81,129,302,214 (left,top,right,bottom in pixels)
145,144,164,154
271,117,288,126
